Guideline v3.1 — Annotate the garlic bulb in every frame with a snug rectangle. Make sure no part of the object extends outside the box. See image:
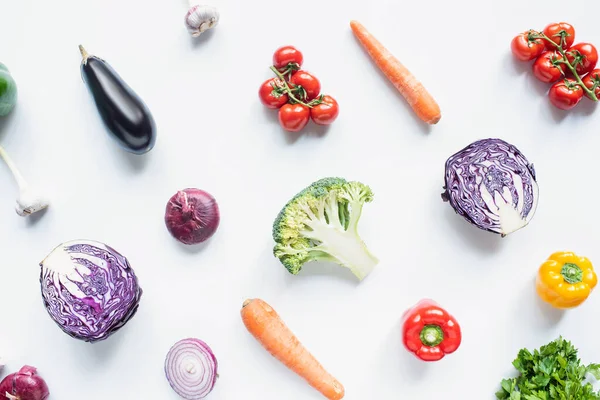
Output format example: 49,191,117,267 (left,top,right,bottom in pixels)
15,186,48,216
0,145,48,217
185,5,219,37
